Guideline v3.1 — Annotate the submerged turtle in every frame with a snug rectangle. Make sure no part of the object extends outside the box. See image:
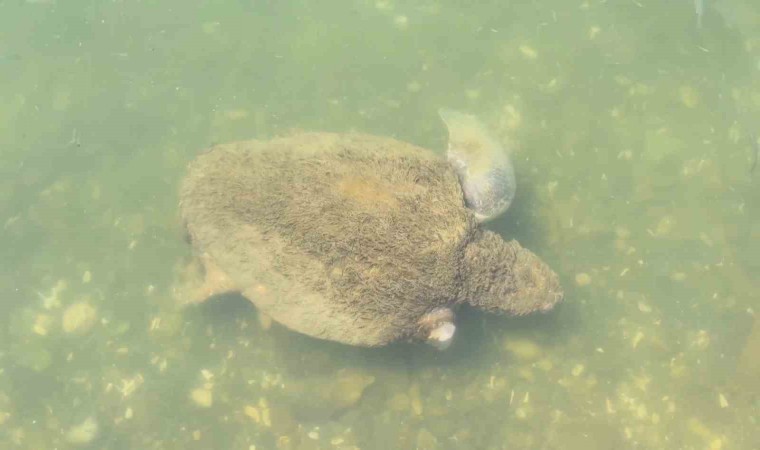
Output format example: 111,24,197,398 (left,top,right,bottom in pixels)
175,110,563,349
